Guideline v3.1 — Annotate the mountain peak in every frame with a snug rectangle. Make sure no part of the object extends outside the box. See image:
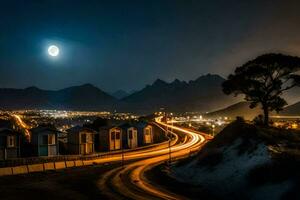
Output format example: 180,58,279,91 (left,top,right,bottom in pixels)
24,86,41,91
112,90,129,99
196,74,224,81
170,79,187,88
79,83,96,88
189,74,225,85
152,79,168,86
172,78,181,84
65,83,100,91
